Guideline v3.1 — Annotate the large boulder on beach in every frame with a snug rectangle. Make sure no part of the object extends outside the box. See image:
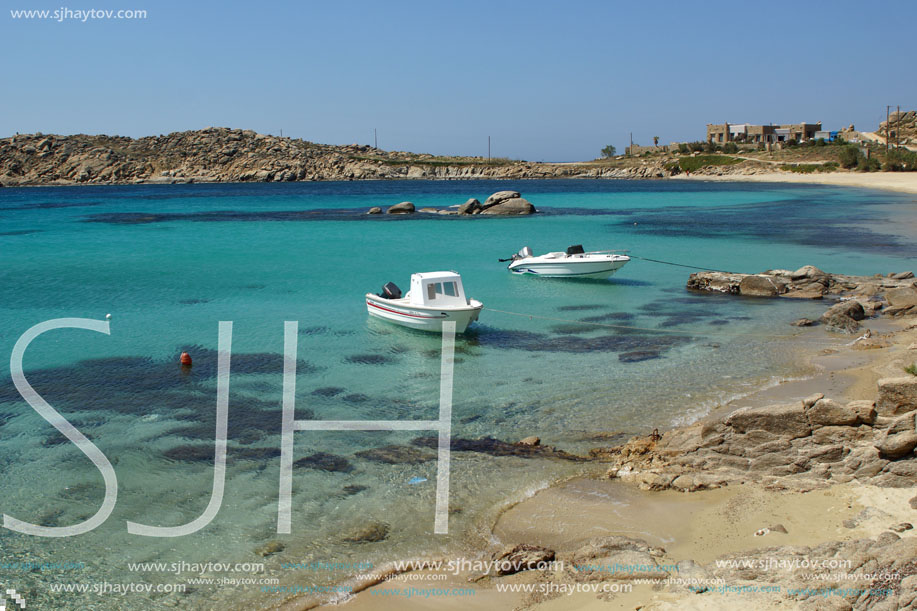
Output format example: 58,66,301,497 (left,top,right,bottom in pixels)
367,206,382,214
738,275,788,297
876,376,917,416
806,398,859,427
480,197,536,215
458,198,482,215
887,287,917,308
386,201,415,214
482,190,520,208
725,403,811,439
876,431,917,459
